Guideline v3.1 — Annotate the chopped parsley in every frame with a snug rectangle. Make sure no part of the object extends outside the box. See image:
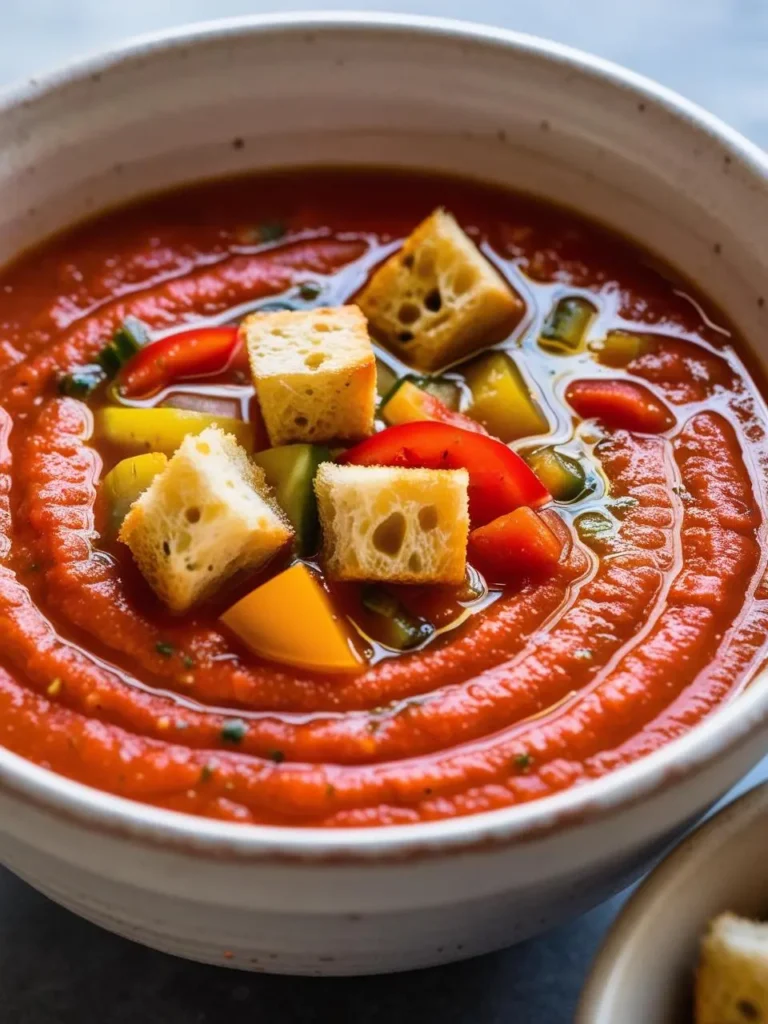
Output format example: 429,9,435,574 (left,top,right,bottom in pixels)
181,654,195,670
221,718,248,743
514,752,533,773
257,221,286,243
325,783,336,798
155,641,175,658
269,749,285,764
200,764,215,783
